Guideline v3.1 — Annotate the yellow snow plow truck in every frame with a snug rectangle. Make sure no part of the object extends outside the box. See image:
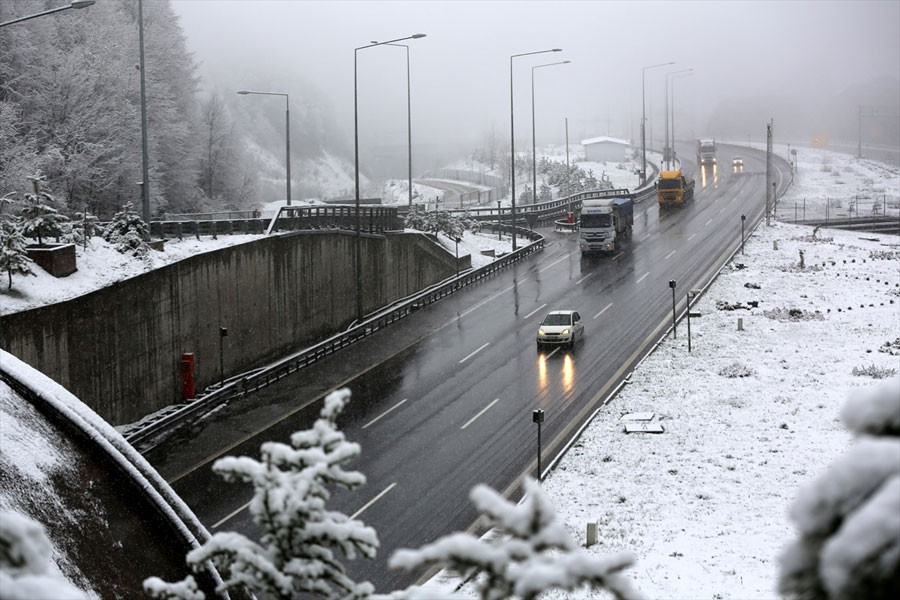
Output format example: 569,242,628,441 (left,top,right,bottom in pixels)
657,169,695,207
